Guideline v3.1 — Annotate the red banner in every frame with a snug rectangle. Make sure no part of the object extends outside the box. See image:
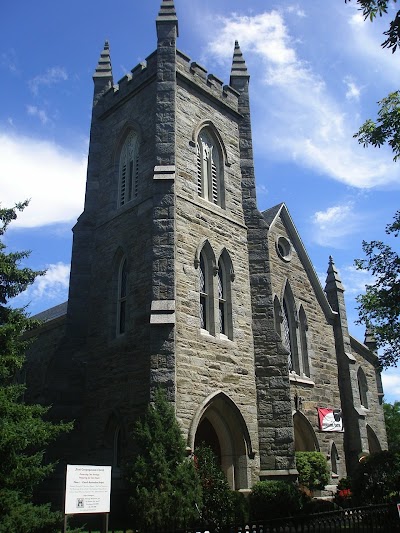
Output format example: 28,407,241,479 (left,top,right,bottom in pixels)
318,408,343,432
